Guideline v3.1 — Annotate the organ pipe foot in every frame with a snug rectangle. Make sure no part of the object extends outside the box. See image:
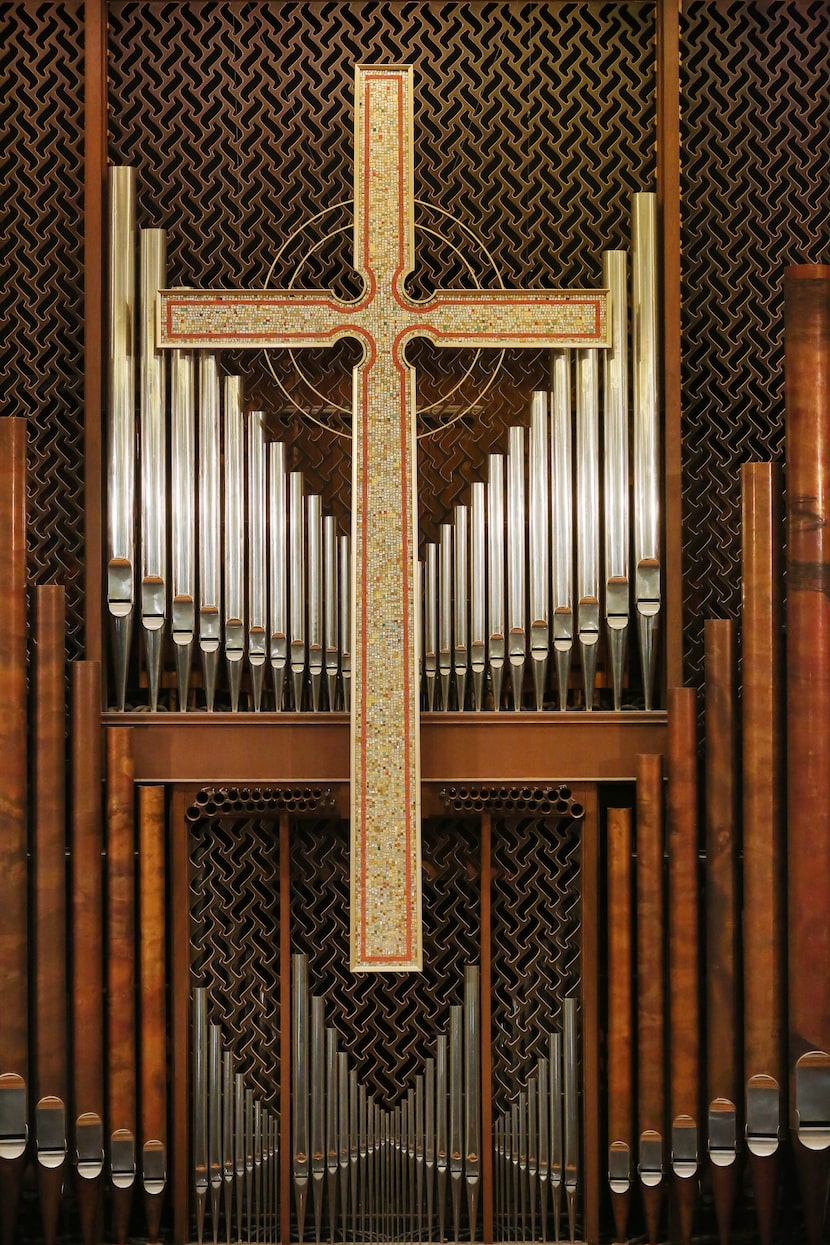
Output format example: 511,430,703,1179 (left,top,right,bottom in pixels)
226,654,243,712
490,662,504,713
326,670,338,712
310,667,322,712
222,1177,232,1245
539,1175,549,1244
552,1182,561,1242
579,636,598,711
606,623,628,711
472,665,484,712
295,1176,309,1243
142,618,164,711
250,659,265,712
111,1184,134,1245
37,1160,65,1245
342,671,351,712
748,1151,778,1245
195,1188,207,1245
272,663,286,712
312,1171,324,1244
640,1182,662,1245
610,1189,629,1244
201,648,219,713
532,654,547,711
450,1170,462,1242
0,1155,25,1245
637,610,658,711
440,668,451,713
75,1172,102,1245
437,1167,447,1244
455,668,467,712
110,613,133,711
566,1185,577,1243
210,1182,221,1244
509,659,523,711
792,1136,830,1245
710,1160,737,1245
465,1176,479,1242
174,637,193,711
554,647,571,712
143,1188,165,1244
292,666,305,713
36,1097,67,1245
672,1173,697,1245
